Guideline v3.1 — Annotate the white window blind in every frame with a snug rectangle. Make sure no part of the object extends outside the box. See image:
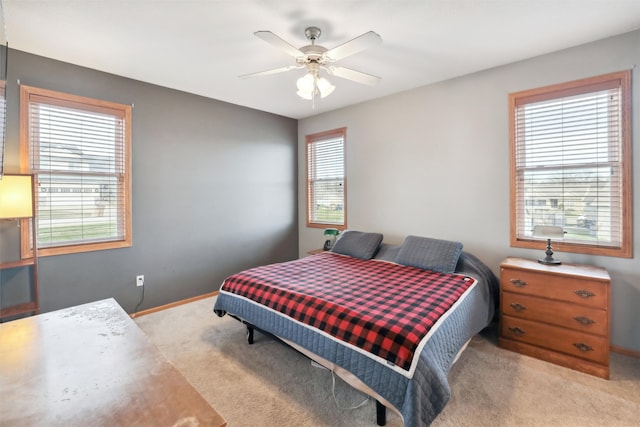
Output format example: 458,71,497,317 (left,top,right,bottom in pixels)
306,128,346,228
22,86,132,253
511,71,631,256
